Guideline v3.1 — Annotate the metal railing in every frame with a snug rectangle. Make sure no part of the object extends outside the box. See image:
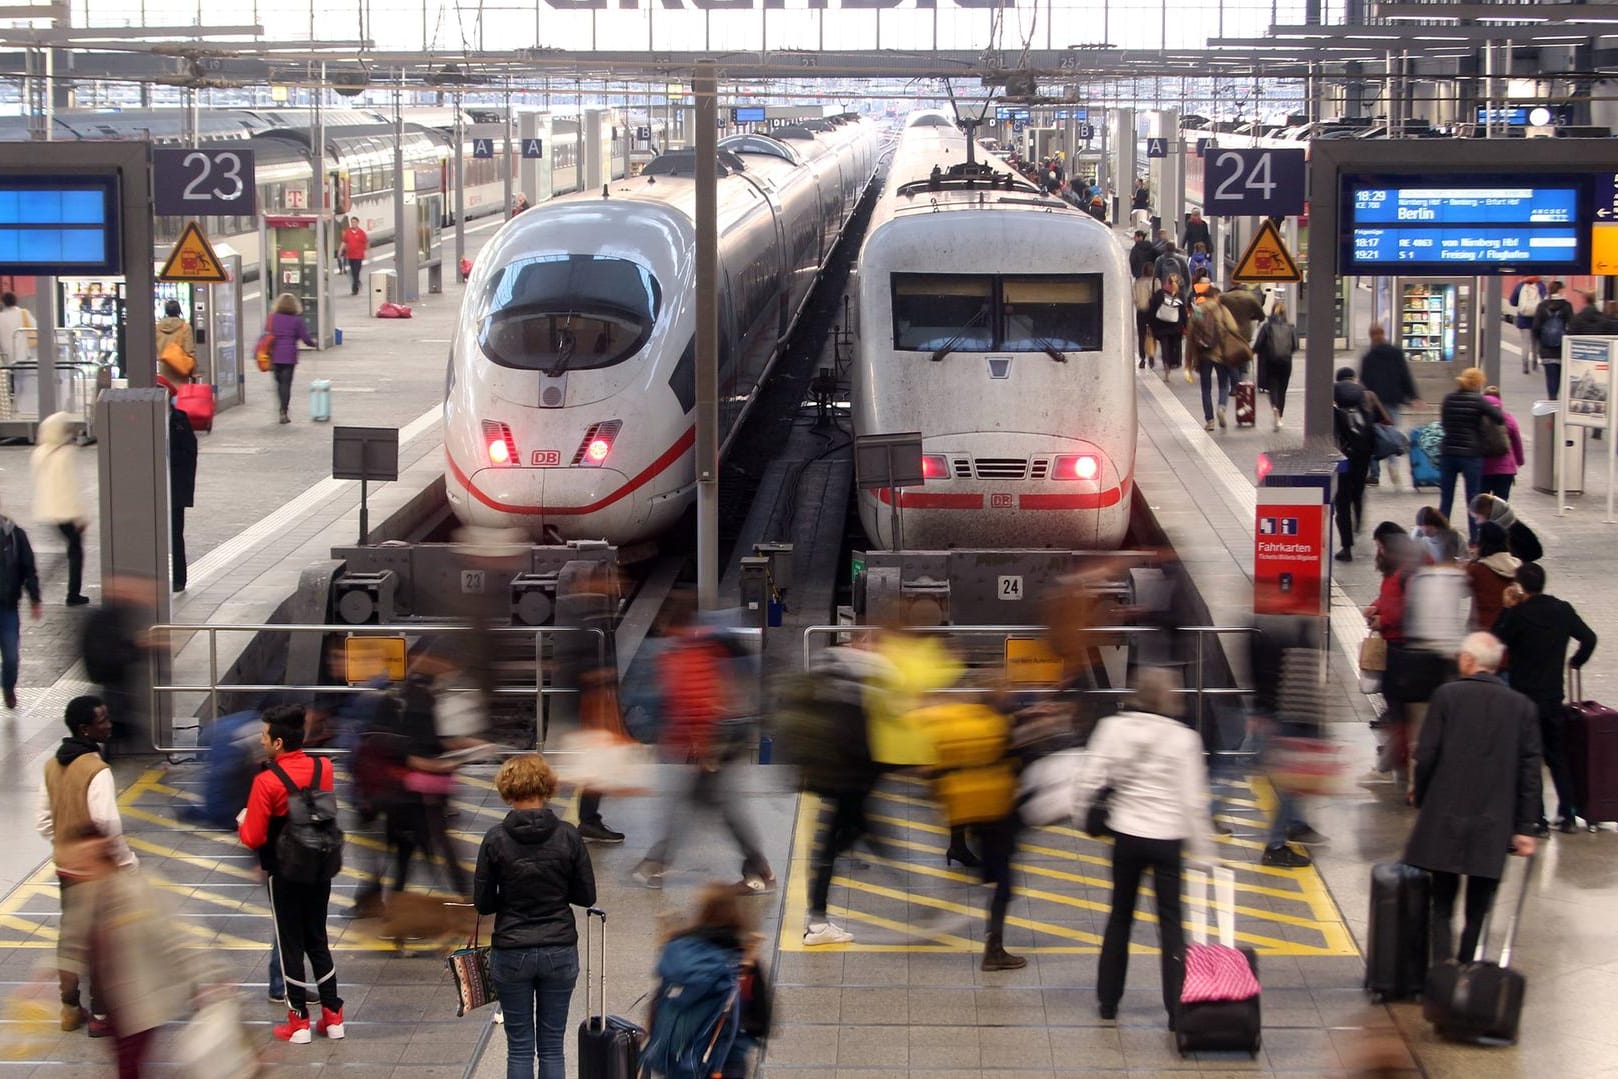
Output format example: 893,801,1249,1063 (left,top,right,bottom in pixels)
1,358,103,432
147,622,607,754
801,622,1258,734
